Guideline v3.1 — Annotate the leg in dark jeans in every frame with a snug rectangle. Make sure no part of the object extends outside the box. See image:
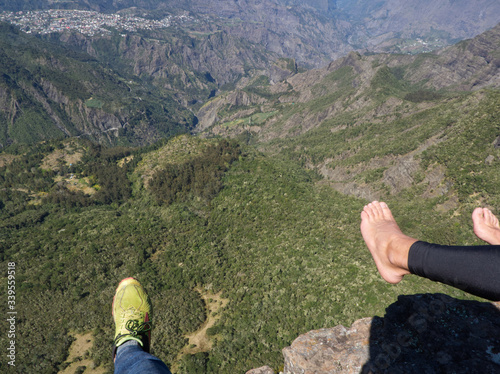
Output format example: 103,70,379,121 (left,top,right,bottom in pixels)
114,340,171,374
